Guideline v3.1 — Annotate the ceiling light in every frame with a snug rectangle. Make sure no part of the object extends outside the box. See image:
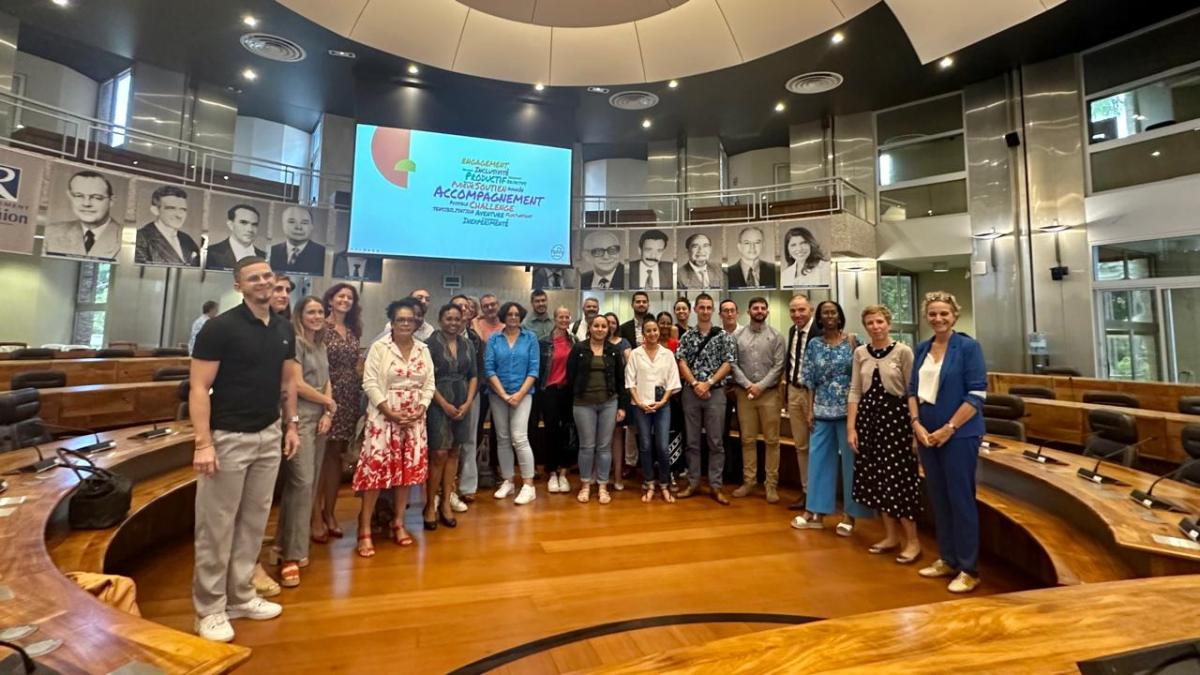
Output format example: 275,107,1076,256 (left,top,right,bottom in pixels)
1038,220,1071,233
1133,114,1147,121
407,64,420,75
534,82,545,91
328,49,356,59
841,263,867,272
932,262,949,273
1091,133,1106,140
970,228,1007,240
51,0,69,6
774,102,786,113
939,56,954,69
242,15,258,28
831,31,845,45
1151,150,1162,157
667,80,678,89
586,86,610,94
241,68,257,81
641,119,652,129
